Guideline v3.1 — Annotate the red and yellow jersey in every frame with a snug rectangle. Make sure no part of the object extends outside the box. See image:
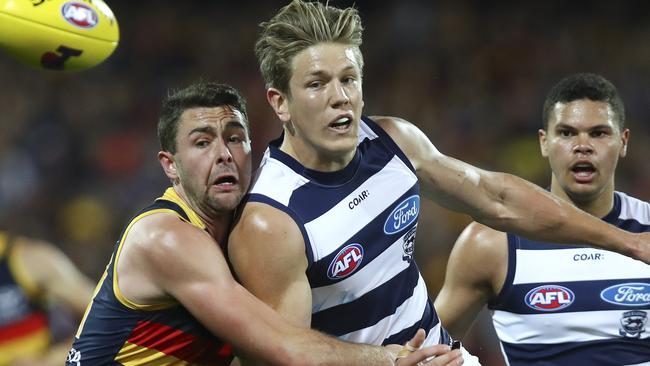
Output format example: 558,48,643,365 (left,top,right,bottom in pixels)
0,232,50,366
68,189,233,366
